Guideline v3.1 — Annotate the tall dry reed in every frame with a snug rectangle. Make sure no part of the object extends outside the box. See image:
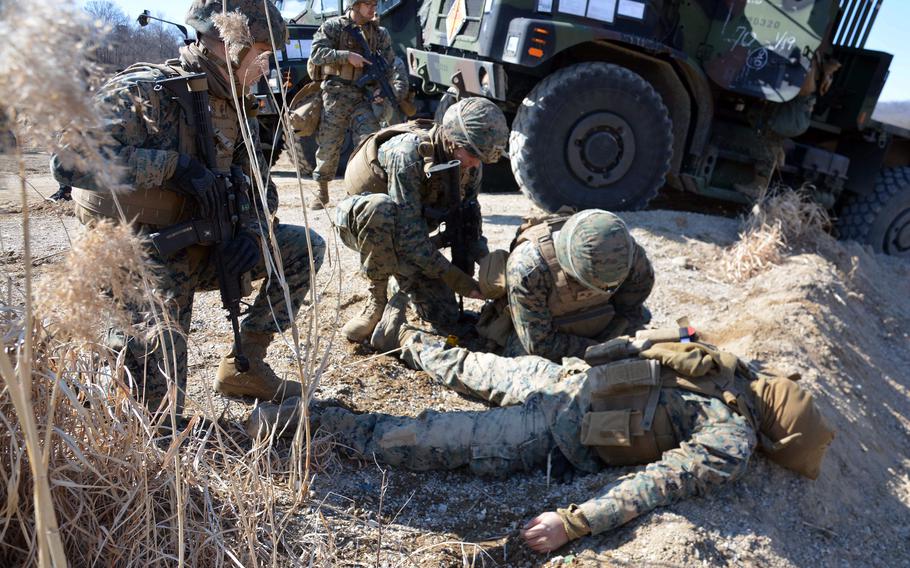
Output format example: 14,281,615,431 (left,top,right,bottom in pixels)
0,1,335,565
